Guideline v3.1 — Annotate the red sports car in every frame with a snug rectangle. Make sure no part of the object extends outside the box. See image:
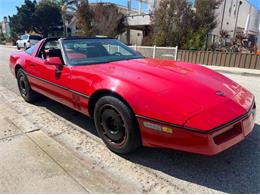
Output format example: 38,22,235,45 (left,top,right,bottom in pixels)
9,37,256,155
